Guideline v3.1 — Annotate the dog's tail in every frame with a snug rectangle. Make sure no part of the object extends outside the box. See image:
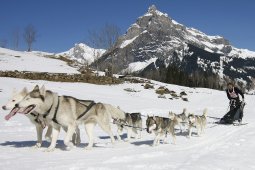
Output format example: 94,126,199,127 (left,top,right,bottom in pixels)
202,108,208,117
